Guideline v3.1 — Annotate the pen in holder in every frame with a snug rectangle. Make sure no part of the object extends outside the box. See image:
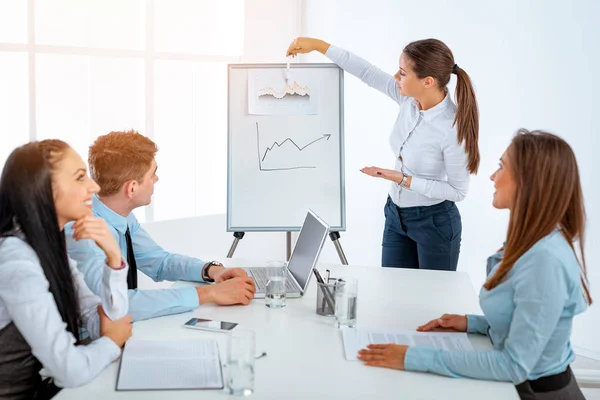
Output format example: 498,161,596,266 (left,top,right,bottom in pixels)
316,277,337,317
